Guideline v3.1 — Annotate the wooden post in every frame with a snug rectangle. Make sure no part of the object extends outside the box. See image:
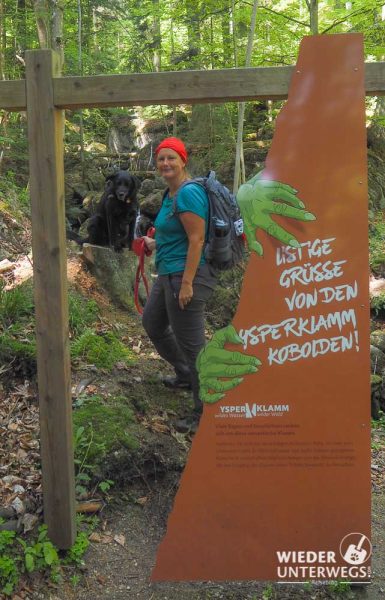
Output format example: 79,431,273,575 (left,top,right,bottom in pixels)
25,49,76,549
